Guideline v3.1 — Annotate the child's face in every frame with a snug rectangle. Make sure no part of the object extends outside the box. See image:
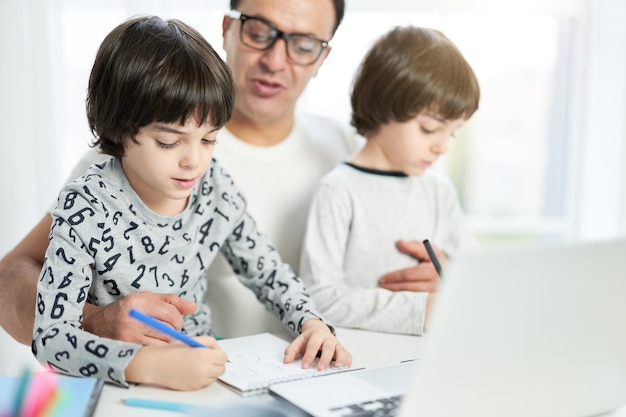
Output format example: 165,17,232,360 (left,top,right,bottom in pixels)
121,119,219,216
373,111,465,176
